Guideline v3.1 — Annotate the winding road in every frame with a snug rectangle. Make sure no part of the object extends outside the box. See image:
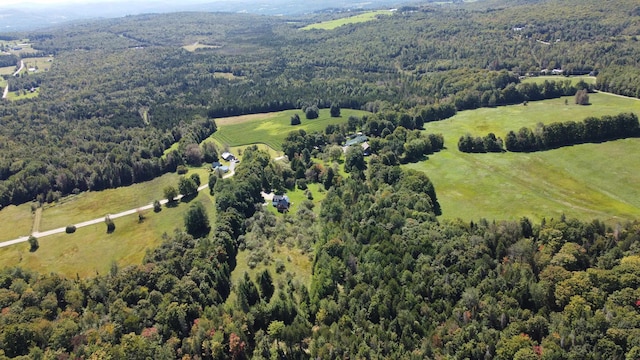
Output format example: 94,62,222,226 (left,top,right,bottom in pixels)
0,161,236,249
2,60,25,100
